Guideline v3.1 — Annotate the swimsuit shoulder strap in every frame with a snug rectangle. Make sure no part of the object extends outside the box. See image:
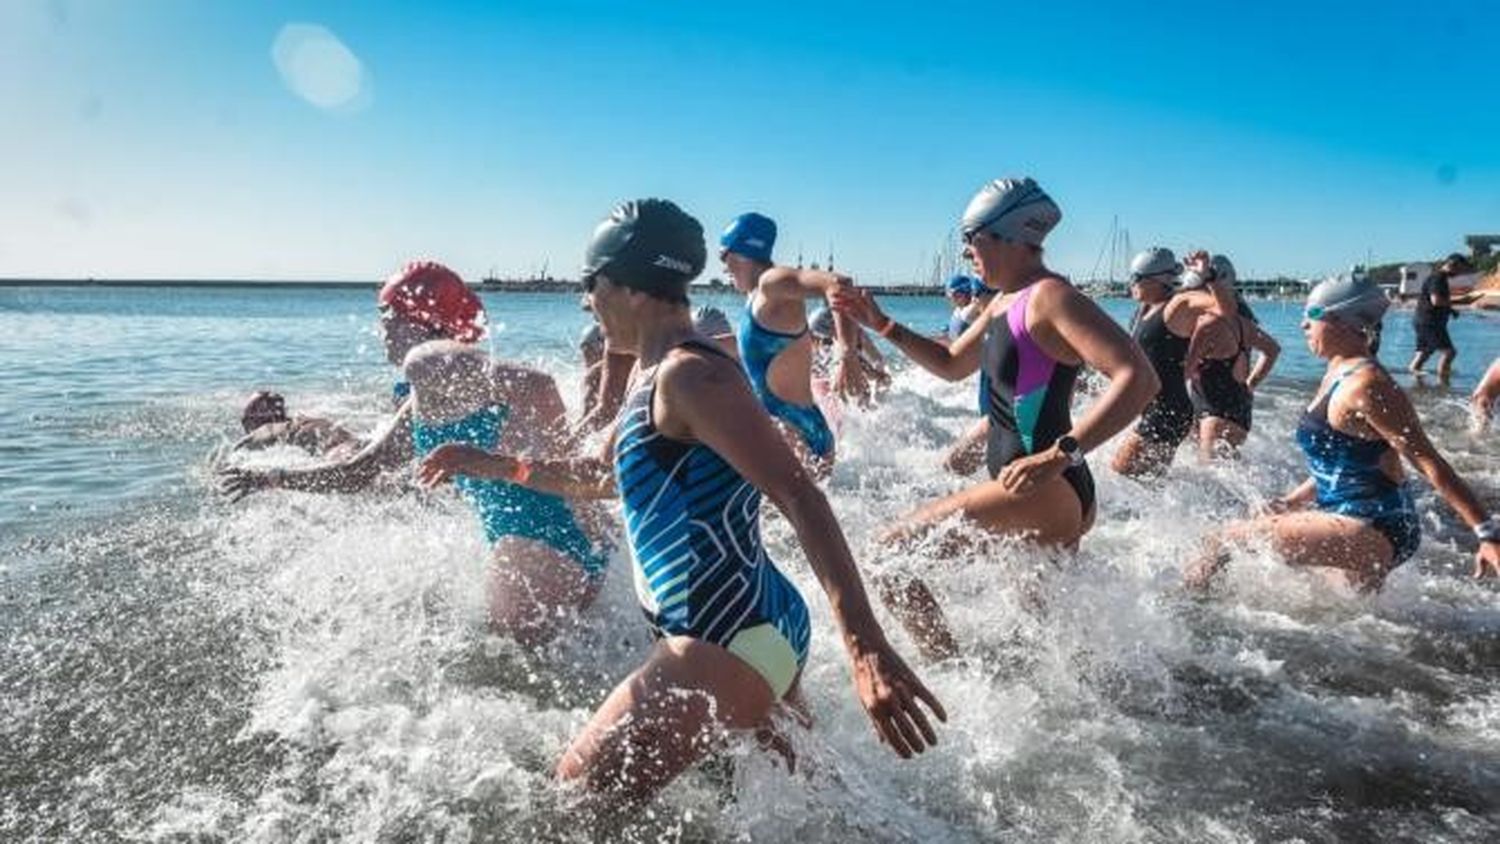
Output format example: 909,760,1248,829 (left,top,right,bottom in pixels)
1311,359,1376,411
1004,282,1042,352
